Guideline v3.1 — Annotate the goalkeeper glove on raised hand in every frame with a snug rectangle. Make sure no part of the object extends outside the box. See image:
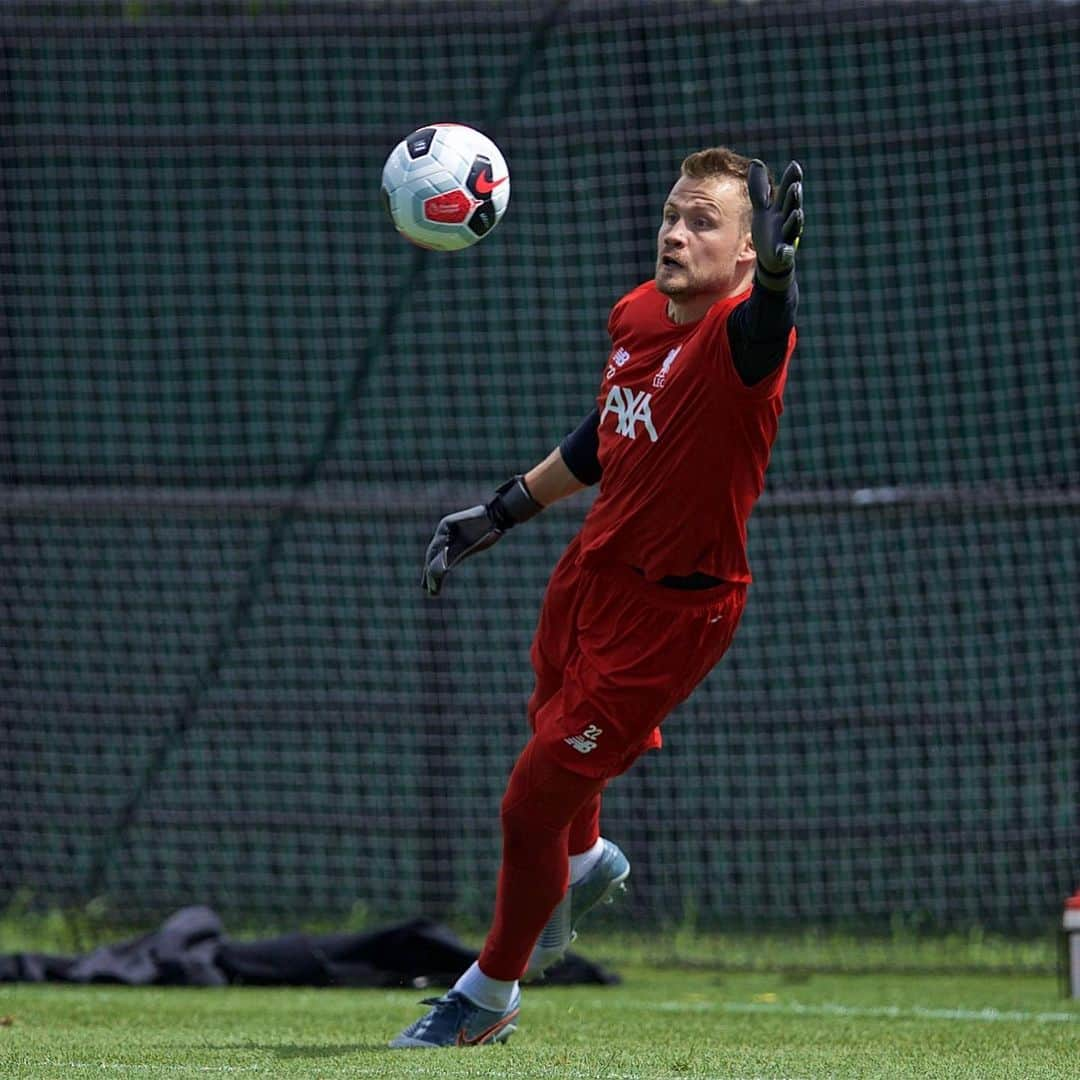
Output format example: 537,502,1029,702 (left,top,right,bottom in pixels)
420,475,543,597
748,159,803,291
